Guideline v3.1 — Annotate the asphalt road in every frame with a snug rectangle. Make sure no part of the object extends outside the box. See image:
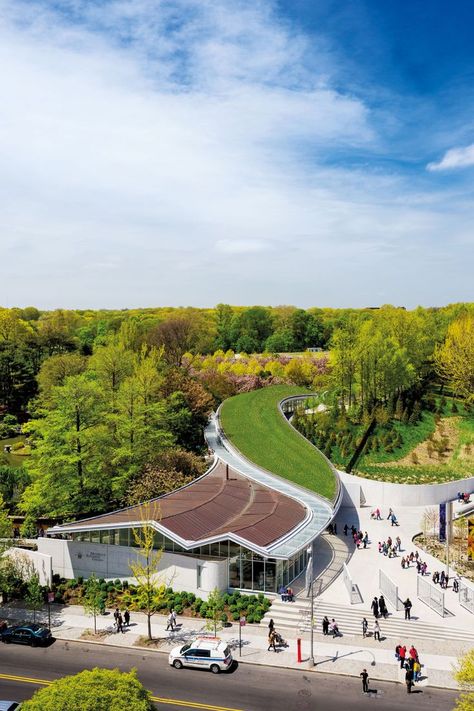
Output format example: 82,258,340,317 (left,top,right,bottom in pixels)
0,639,457,711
